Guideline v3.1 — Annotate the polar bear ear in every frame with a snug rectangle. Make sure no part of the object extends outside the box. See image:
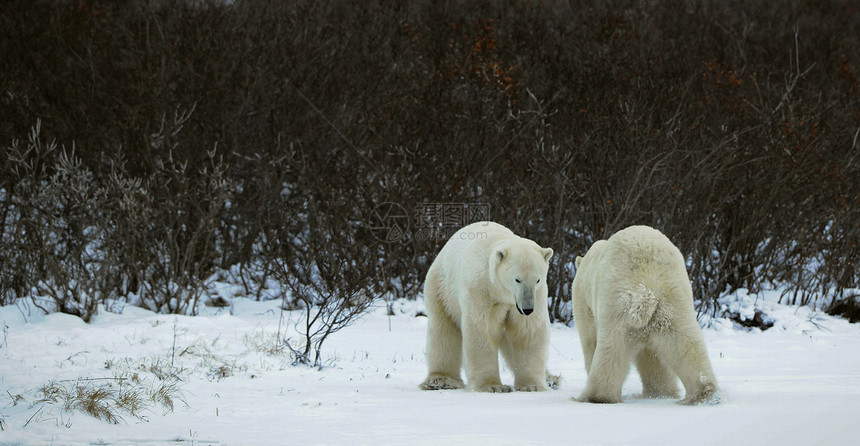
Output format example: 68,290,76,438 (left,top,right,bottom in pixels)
575,256,583,268
489,248,507,284
541,247,553,262
493,248,507,267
